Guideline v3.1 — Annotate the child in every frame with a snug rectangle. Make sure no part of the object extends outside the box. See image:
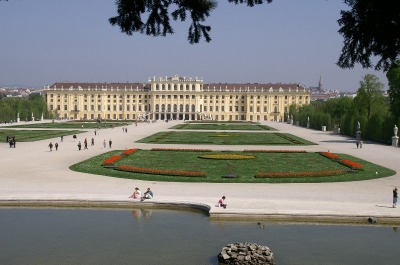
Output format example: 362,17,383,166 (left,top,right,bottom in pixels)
218,196,227,209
